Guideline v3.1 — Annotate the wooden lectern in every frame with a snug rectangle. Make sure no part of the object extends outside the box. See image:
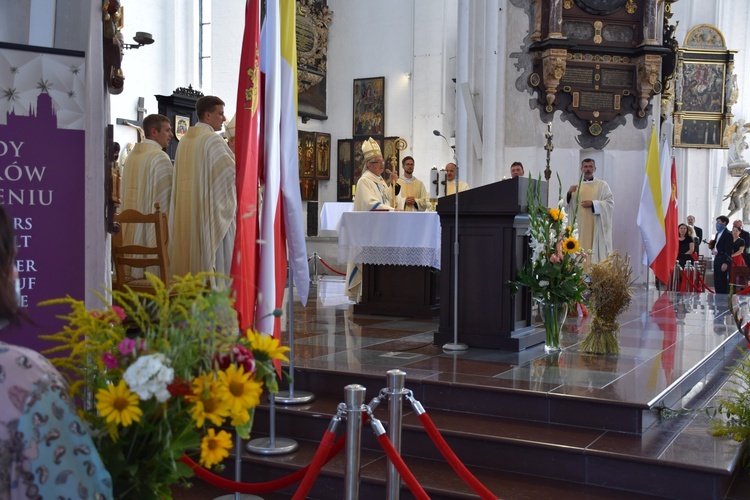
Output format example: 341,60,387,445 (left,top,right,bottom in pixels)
434,176,545,351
